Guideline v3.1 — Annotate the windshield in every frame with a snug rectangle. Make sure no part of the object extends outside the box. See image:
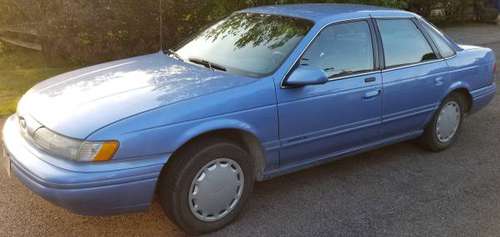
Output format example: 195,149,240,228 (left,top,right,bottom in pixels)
176,13,314,78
